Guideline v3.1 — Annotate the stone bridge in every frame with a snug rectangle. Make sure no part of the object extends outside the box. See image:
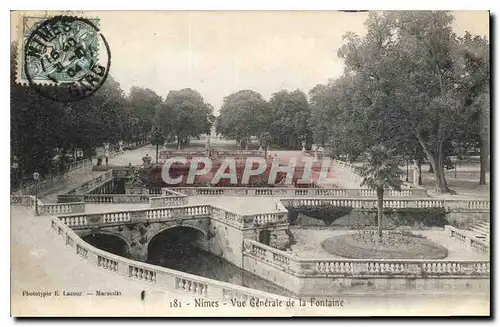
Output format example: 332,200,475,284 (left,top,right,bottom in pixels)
58,202,290,266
